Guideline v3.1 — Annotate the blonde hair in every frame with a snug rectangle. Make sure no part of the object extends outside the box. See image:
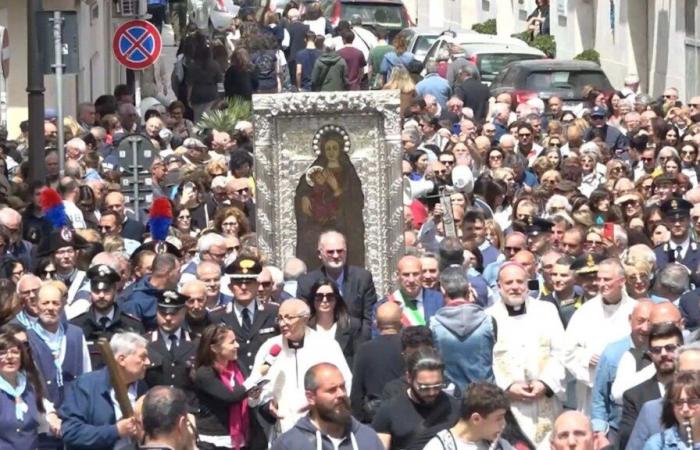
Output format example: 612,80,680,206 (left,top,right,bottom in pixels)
384,66,416,94
75,228,101,243
484,219,504,251
103,235,126,253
